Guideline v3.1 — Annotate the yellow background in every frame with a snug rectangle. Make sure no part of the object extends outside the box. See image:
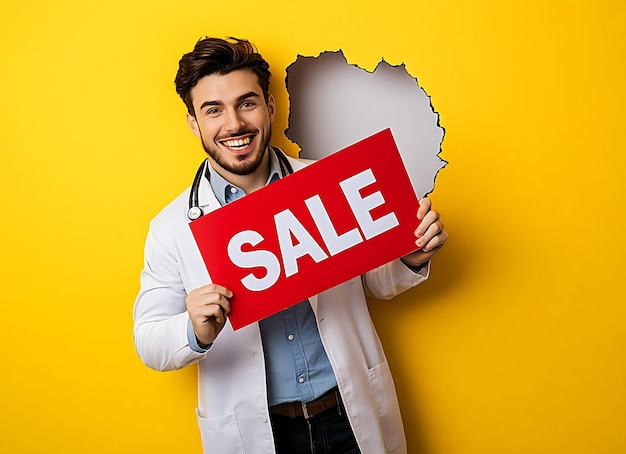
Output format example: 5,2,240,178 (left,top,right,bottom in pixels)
1,0,624,452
